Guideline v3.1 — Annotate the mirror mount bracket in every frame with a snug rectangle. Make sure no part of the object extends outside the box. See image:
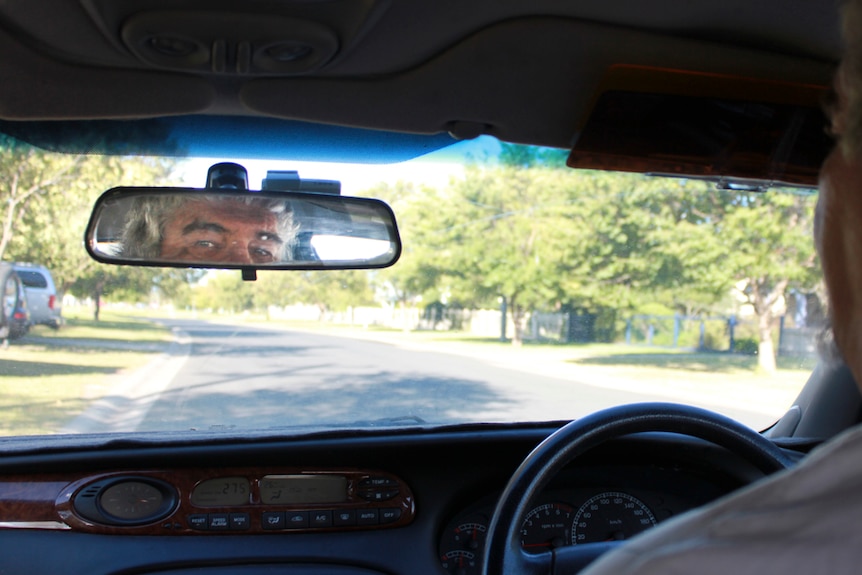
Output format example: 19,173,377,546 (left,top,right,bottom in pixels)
207,162,249,190
241,268,257,282
263,170,341,195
